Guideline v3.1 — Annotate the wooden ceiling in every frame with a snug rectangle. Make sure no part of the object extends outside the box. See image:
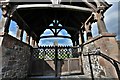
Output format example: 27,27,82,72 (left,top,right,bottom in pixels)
11,2,93,42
